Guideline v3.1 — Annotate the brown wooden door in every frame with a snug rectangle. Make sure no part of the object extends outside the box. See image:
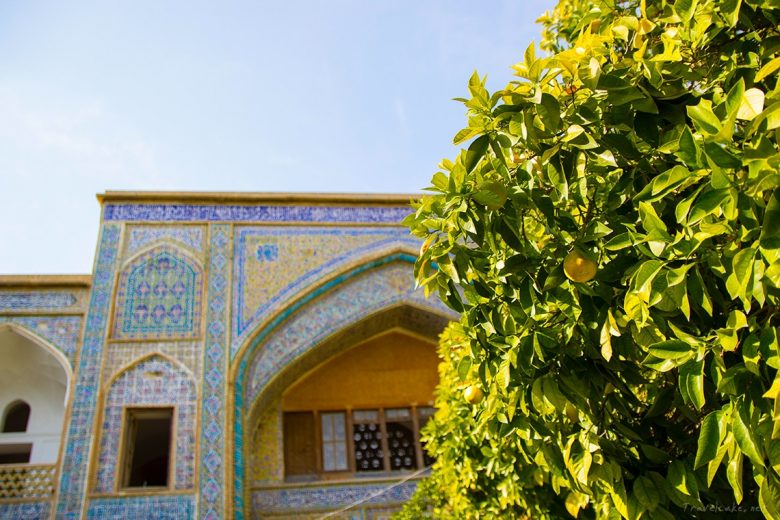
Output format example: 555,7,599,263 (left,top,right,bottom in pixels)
283,412,317,477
